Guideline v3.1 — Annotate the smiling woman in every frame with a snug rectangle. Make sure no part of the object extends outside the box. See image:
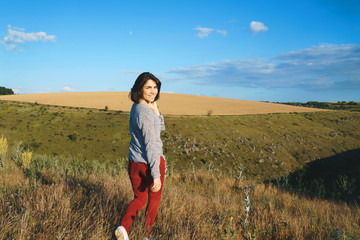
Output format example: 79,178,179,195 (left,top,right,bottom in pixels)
129,72,161,104
116,72,165,240
141,80,159,104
